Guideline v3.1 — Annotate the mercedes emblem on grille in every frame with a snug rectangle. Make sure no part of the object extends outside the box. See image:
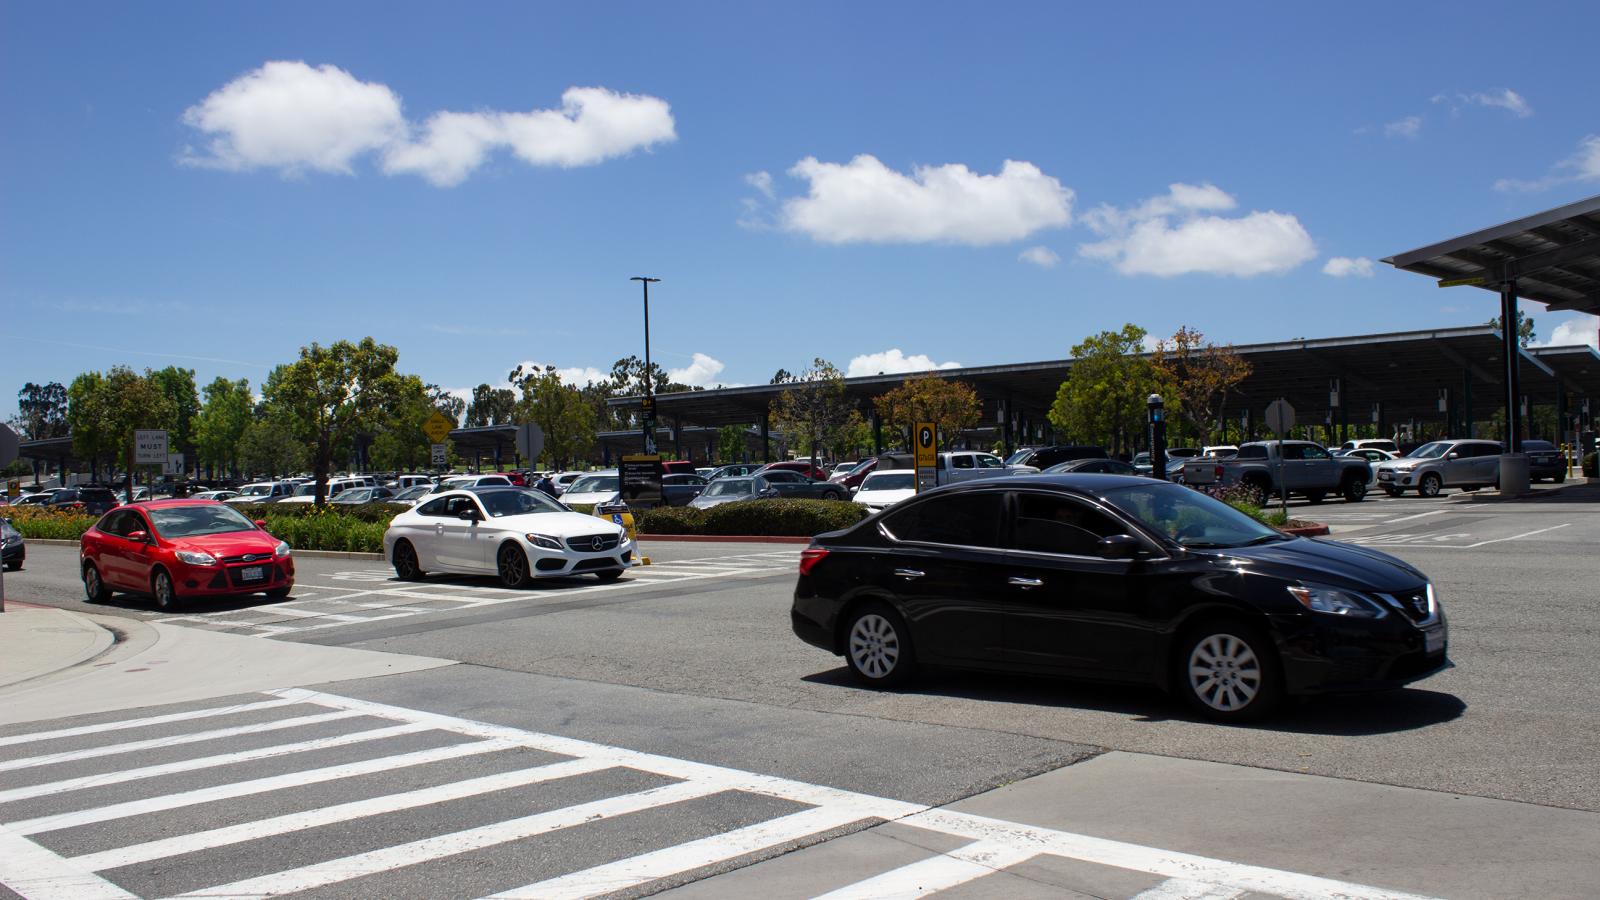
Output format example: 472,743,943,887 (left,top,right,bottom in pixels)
588,537,603,551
